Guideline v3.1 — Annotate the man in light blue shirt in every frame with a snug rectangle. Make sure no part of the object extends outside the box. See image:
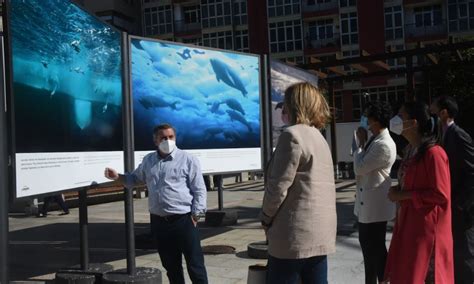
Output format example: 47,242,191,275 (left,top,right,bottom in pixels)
105,123,208,284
